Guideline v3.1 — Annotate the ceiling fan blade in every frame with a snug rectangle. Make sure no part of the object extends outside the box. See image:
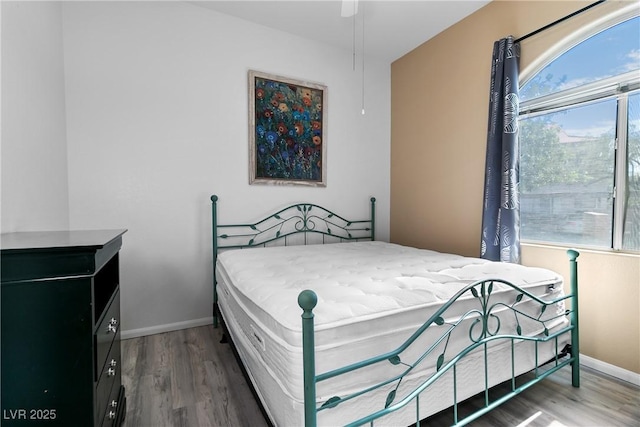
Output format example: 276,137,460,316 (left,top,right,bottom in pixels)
341,0,358,18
